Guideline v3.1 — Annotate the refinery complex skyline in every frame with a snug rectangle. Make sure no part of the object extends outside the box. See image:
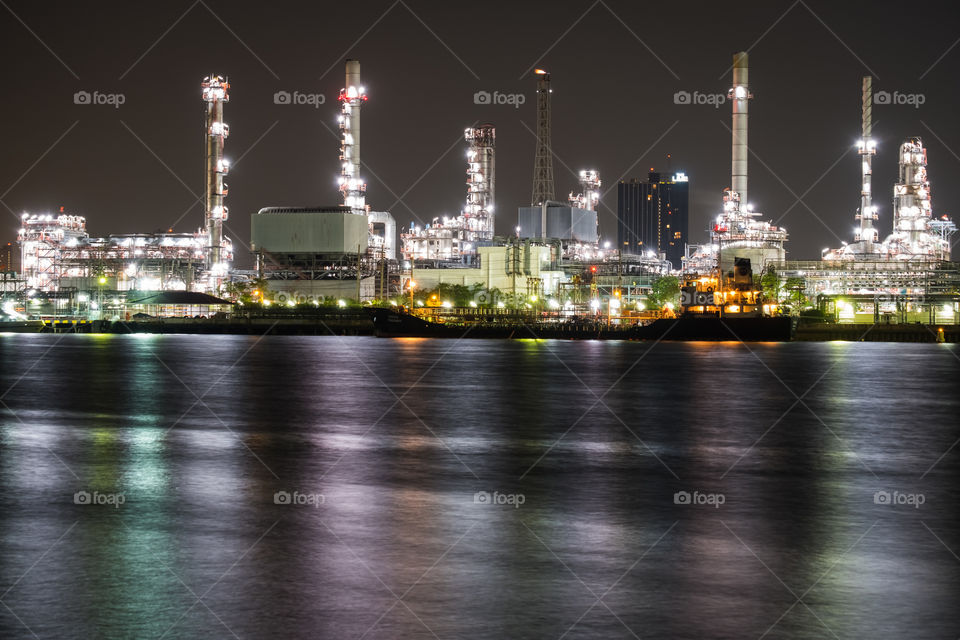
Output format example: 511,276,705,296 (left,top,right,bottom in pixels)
2,1,959,264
